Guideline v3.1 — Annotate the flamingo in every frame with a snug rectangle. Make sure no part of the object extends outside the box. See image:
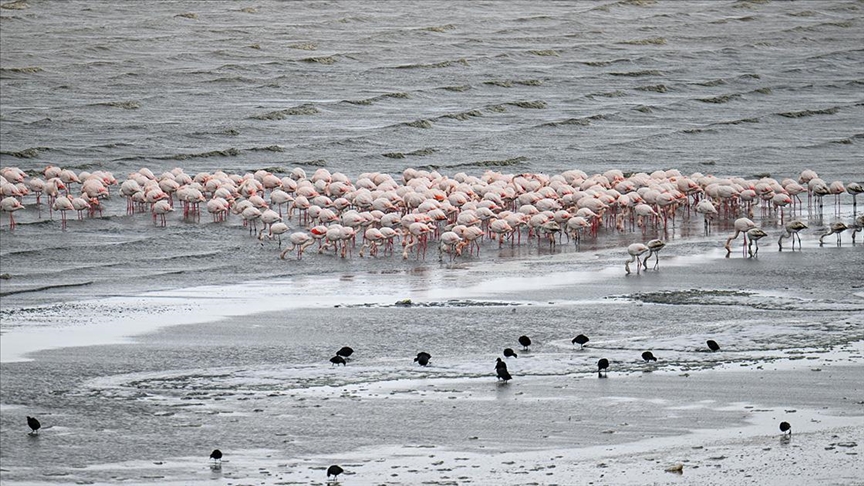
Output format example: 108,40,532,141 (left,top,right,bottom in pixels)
847,182,863,213
746,227,768,257
643,239,666,270
852,215,864,245
1,196,25,230
695,199,718,233
819,222,848,247
52,195,74,230
625,243,650,275
279,232,314,260
152,199,173,226
259,221,289,247
778,220,807,251
724,218,757,257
